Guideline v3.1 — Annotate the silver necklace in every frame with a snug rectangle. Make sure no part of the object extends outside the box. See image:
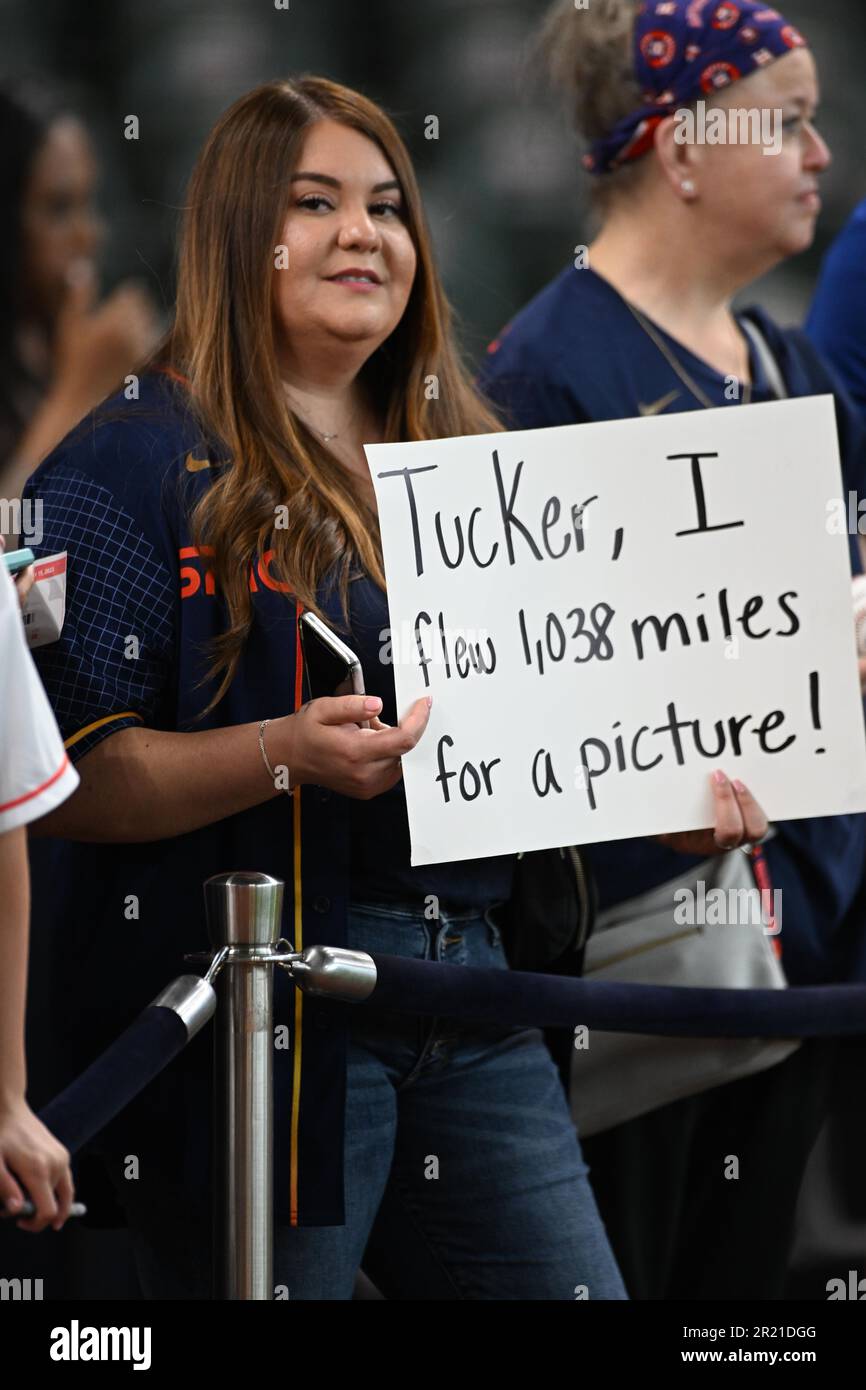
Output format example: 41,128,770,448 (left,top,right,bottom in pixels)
624,300,753,409
282,386,343,442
